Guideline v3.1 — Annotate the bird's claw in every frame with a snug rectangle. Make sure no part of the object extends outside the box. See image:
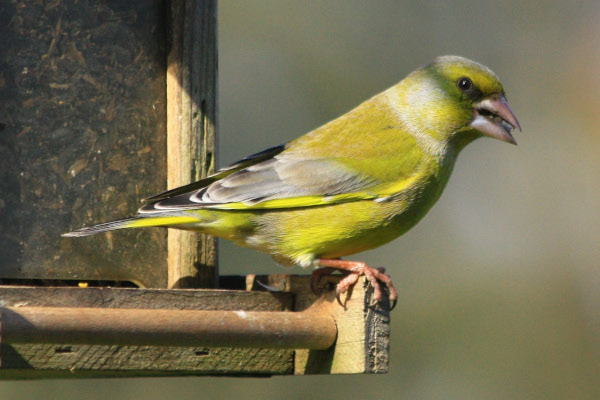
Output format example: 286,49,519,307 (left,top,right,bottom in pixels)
336,290,346,308
366,287,398,311
313,261,398,311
